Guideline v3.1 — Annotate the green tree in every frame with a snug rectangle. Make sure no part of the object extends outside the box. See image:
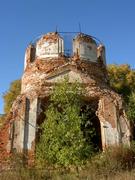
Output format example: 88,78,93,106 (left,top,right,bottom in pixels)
0,114,5,128
3,79,21,114
107,64,135,139
127,92,135,122
126,92,135,139
36,78,94,167
107,64,135,101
